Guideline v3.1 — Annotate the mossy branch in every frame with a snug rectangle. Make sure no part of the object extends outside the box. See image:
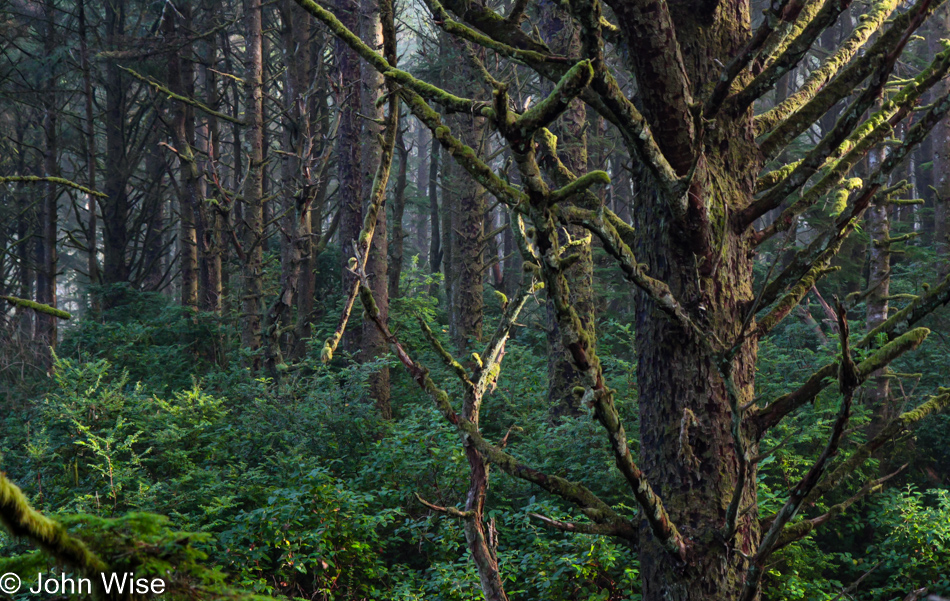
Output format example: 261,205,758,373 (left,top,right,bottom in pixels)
753,45,950,242
772,465,904,551
512,60,593,135
0,175,106,198
757,0,945,159
1,295,72,320
291,0,485,114
755,0,899,136
355,281,635,539
754,327,932,436
740,312,859,601
119,65,244,125
0,473,109,574
548,171,610,205
729,0,854,116
801,391,950,506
